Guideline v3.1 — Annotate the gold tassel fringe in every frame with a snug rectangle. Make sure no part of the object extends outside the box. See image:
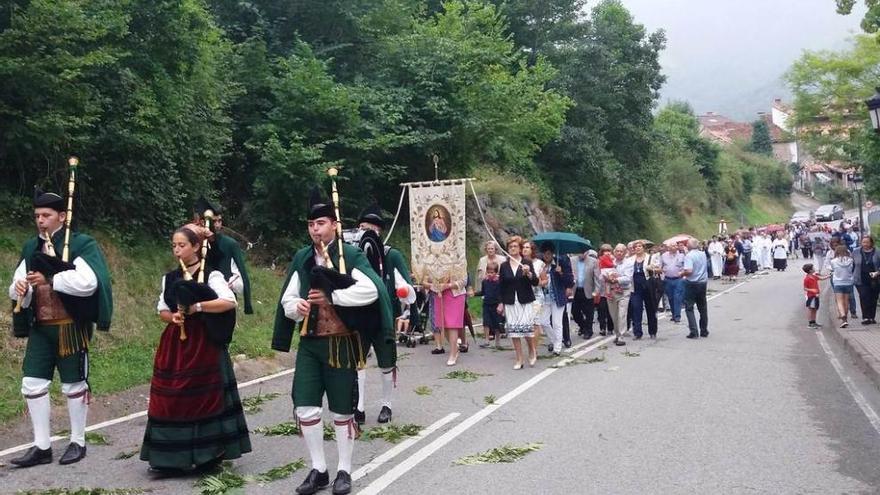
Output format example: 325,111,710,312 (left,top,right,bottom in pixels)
58,323,88,358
